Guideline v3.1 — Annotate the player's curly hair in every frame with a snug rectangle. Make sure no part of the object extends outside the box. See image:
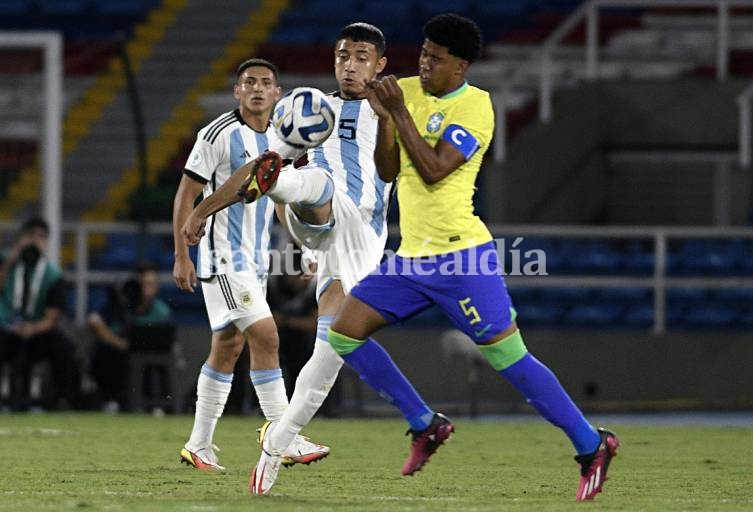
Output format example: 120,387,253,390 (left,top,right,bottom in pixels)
423,13,482,63
236,58,279,81
338,22,386,57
